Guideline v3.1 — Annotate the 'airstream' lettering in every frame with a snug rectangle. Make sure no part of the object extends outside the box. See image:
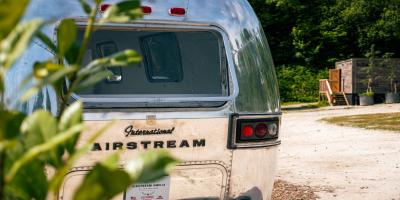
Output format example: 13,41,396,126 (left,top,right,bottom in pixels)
91,139,206,151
